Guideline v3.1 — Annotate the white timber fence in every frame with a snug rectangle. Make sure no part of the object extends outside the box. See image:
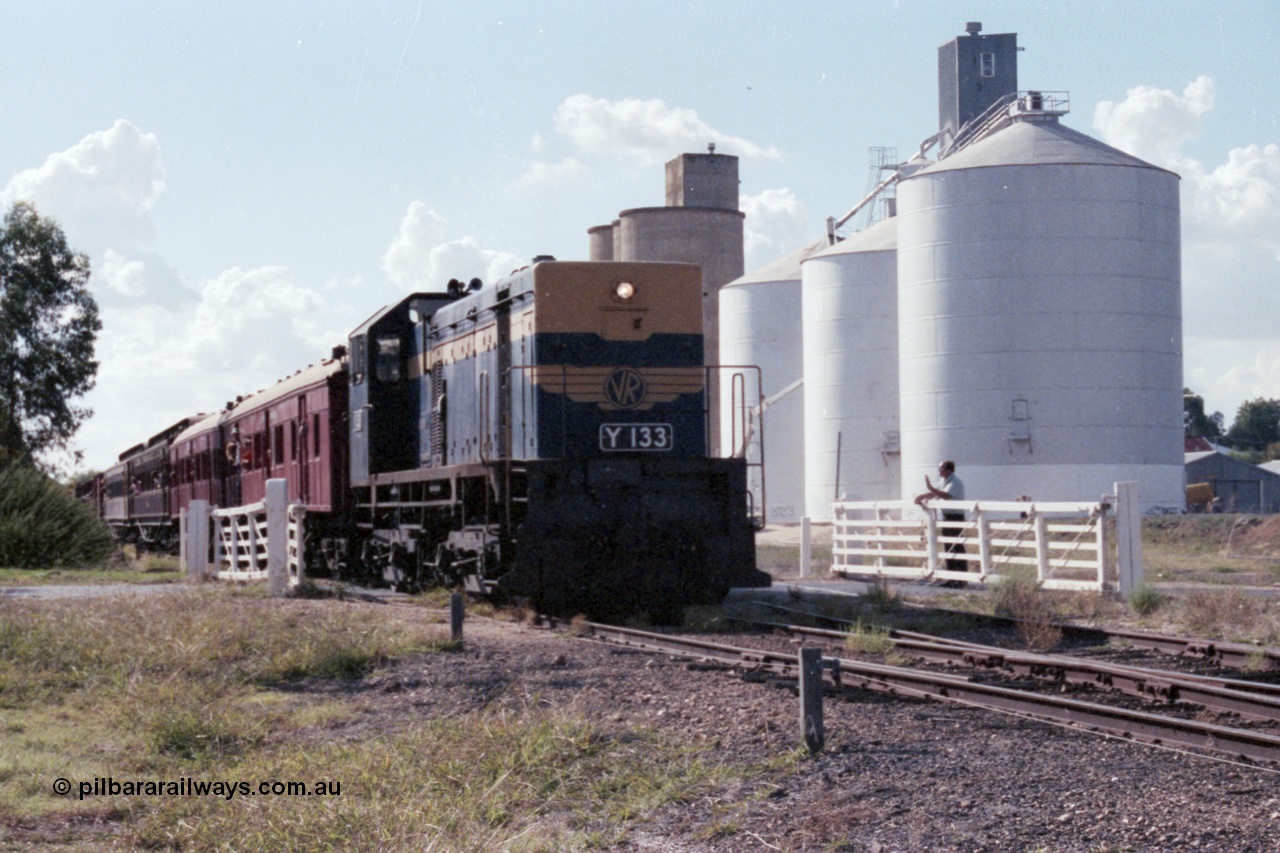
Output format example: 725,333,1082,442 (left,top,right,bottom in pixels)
830,481,1142,596
179,478,305,596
